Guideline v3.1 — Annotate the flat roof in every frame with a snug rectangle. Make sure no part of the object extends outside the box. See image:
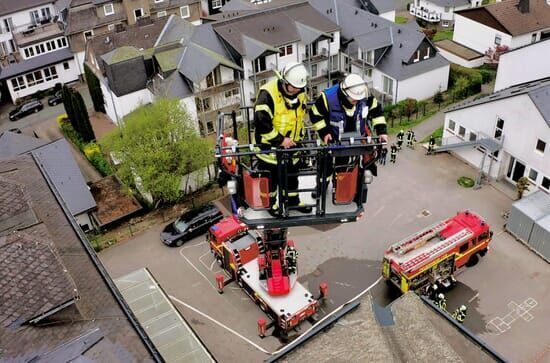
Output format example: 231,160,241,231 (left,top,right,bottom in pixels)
435,39,484,61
